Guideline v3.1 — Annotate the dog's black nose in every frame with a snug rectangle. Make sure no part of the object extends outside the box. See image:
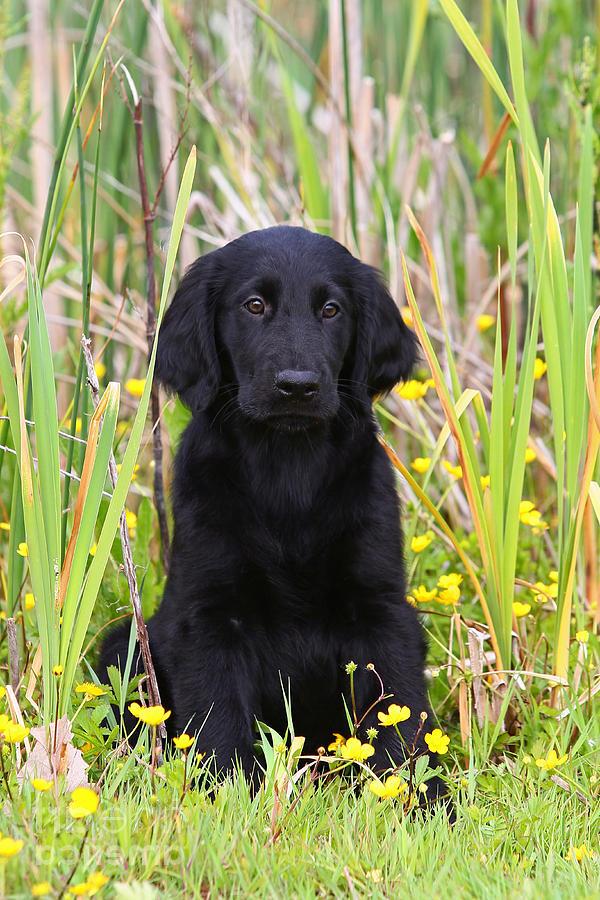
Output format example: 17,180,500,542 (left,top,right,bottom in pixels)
275,370,320,400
